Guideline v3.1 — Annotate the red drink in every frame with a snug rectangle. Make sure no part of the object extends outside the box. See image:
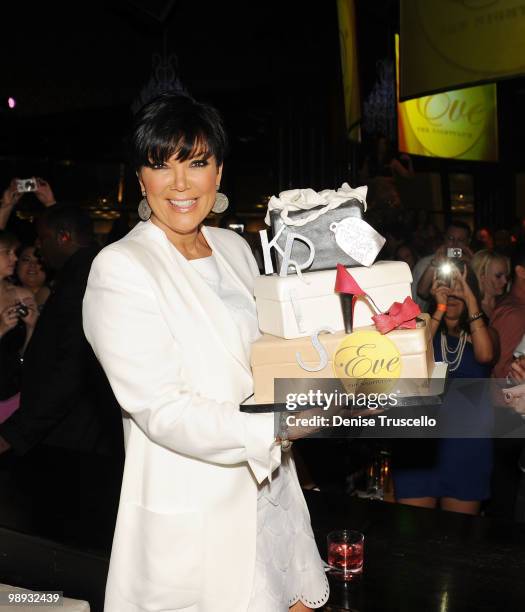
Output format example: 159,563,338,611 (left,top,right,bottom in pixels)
327,530,364,580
